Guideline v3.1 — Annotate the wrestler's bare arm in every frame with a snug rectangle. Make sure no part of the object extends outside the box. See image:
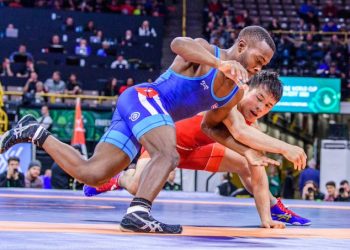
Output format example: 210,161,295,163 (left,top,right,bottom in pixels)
223,107,307,170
